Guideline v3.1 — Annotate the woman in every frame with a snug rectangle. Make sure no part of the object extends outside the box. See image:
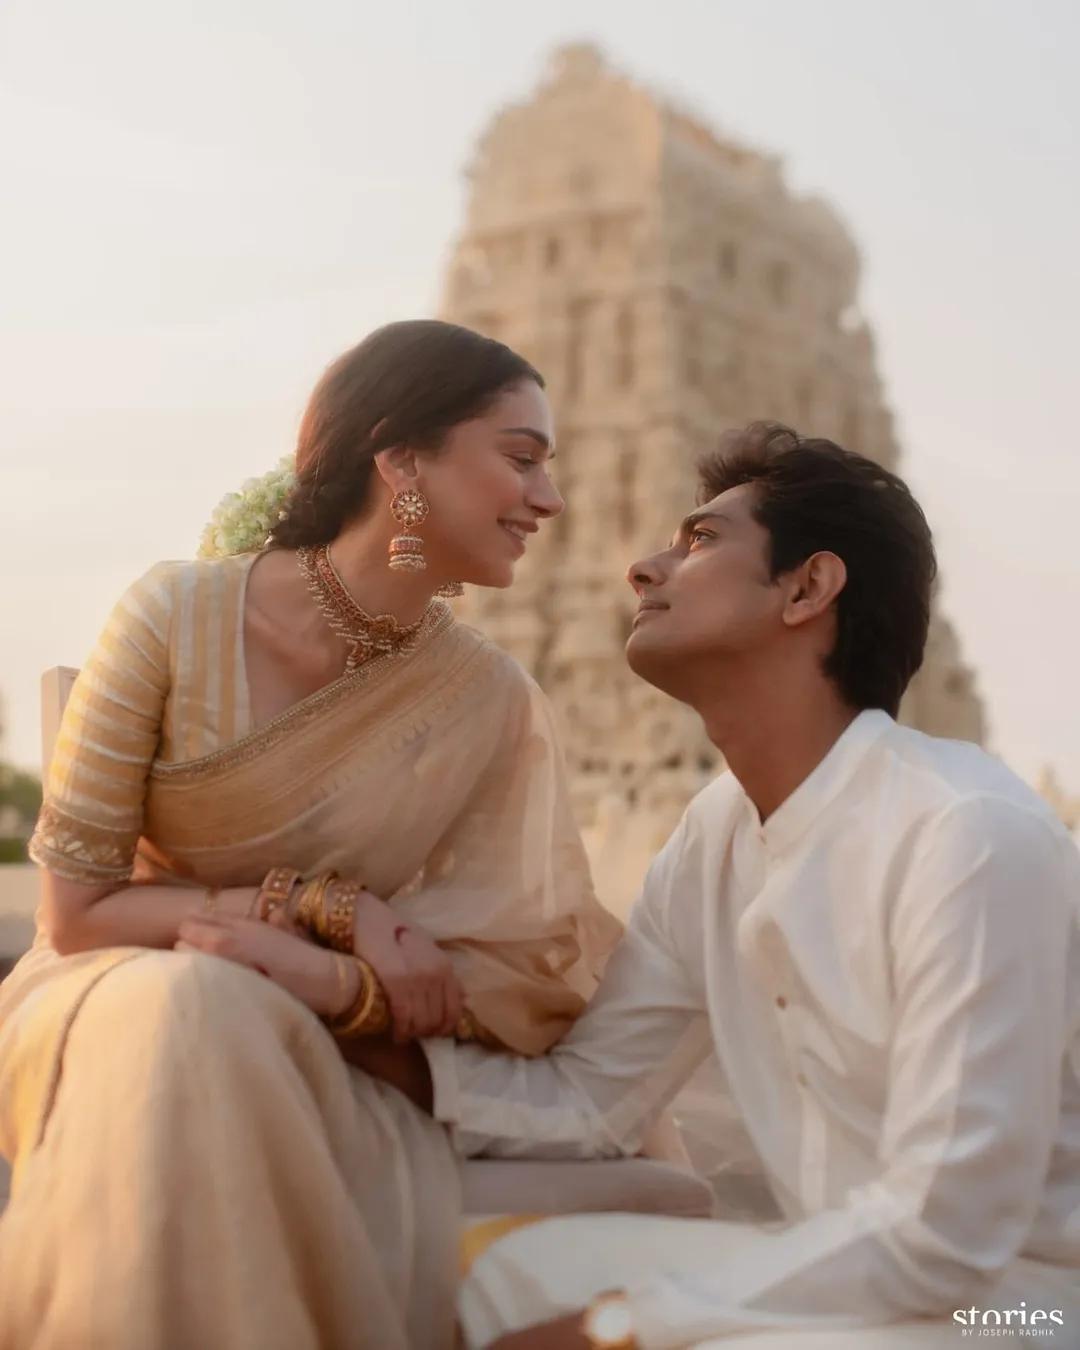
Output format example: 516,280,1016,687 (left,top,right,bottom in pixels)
0,320,621,1349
